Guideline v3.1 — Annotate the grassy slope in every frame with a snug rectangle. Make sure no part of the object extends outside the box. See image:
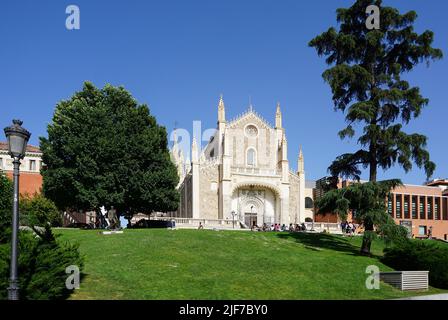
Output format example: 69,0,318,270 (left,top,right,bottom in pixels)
56,228,447,300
